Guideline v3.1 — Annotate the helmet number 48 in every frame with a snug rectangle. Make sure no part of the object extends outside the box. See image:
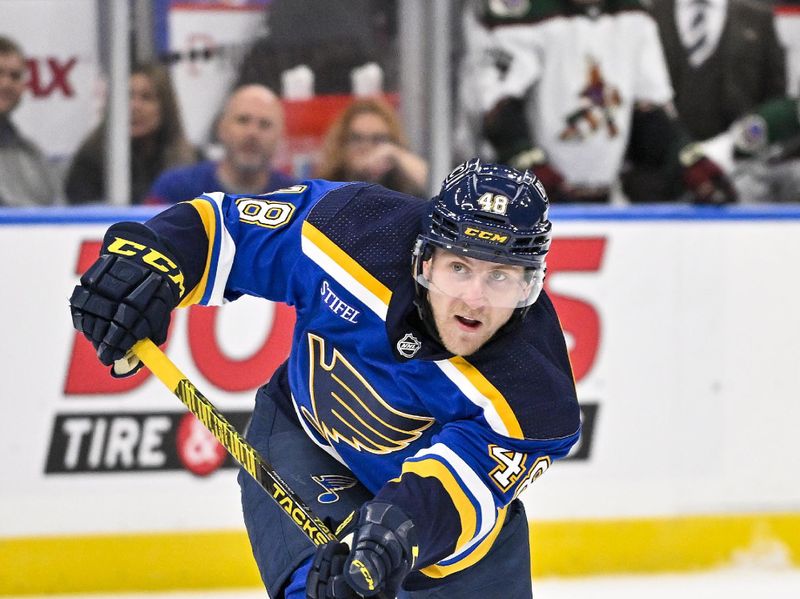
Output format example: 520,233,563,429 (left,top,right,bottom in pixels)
476,193,508,215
